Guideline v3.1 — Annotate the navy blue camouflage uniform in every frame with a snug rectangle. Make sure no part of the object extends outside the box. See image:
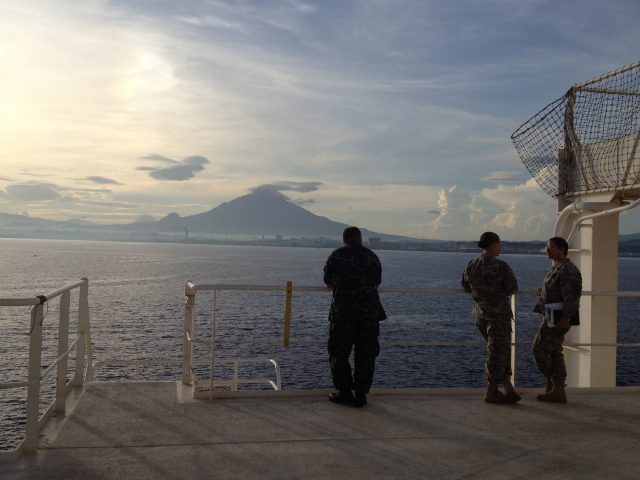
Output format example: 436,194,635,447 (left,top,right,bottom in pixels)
532,259,582,382
324,243,386,395
461,254,518,384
